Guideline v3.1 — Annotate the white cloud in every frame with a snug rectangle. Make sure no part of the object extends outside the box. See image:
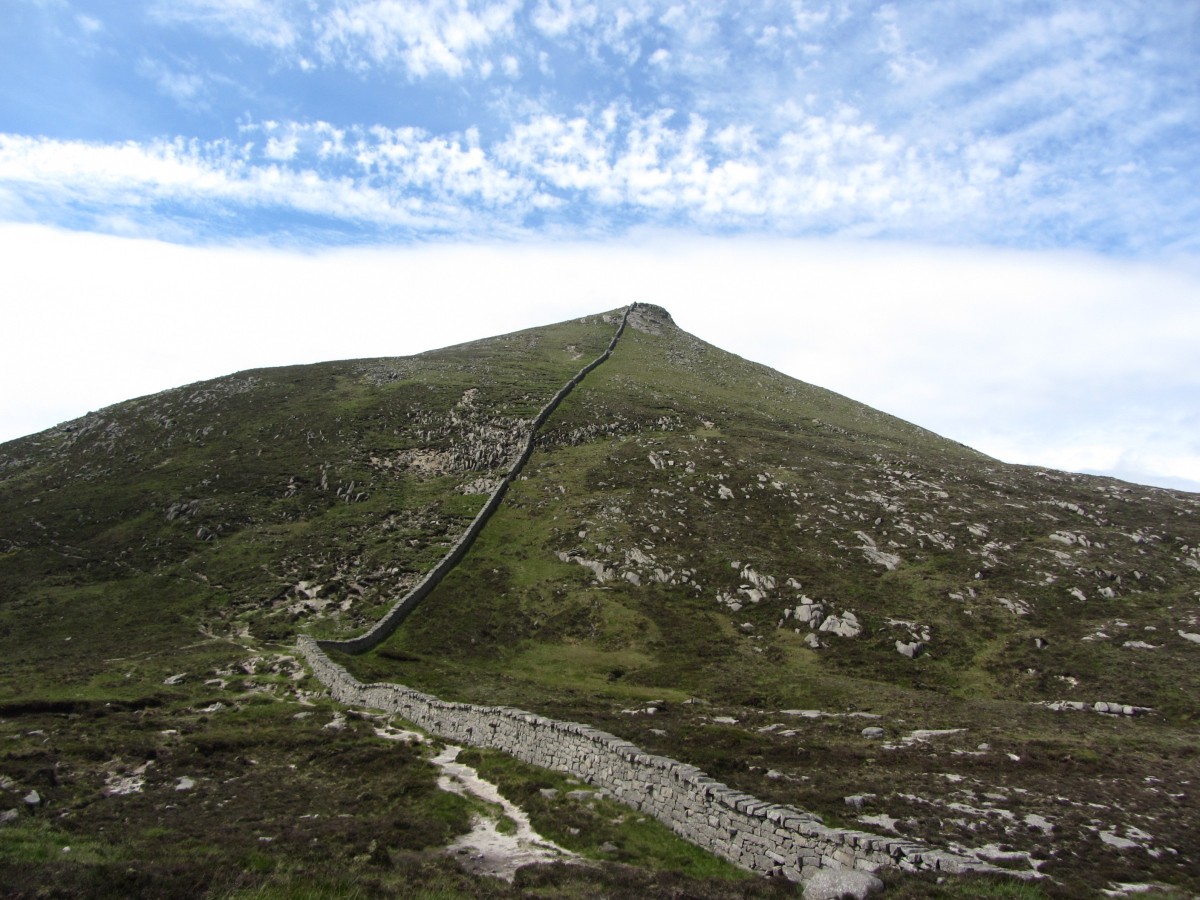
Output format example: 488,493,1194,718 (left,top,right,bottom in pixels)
151,0,521,78
137,58,209,106
790,1,831,33
315,0,519,77
150,0,298,49
3,225,1198,492
532,0,598,37
0,128,535,233
263,134,299,161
